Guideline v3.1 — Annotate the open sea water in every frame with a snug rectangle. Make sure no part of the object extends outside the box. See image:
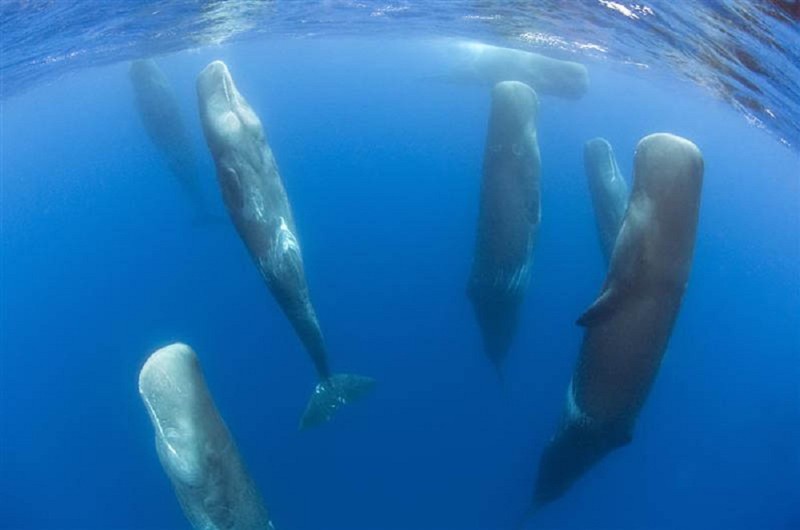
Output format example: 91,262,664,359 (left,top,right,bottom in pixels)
1,2,799,530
